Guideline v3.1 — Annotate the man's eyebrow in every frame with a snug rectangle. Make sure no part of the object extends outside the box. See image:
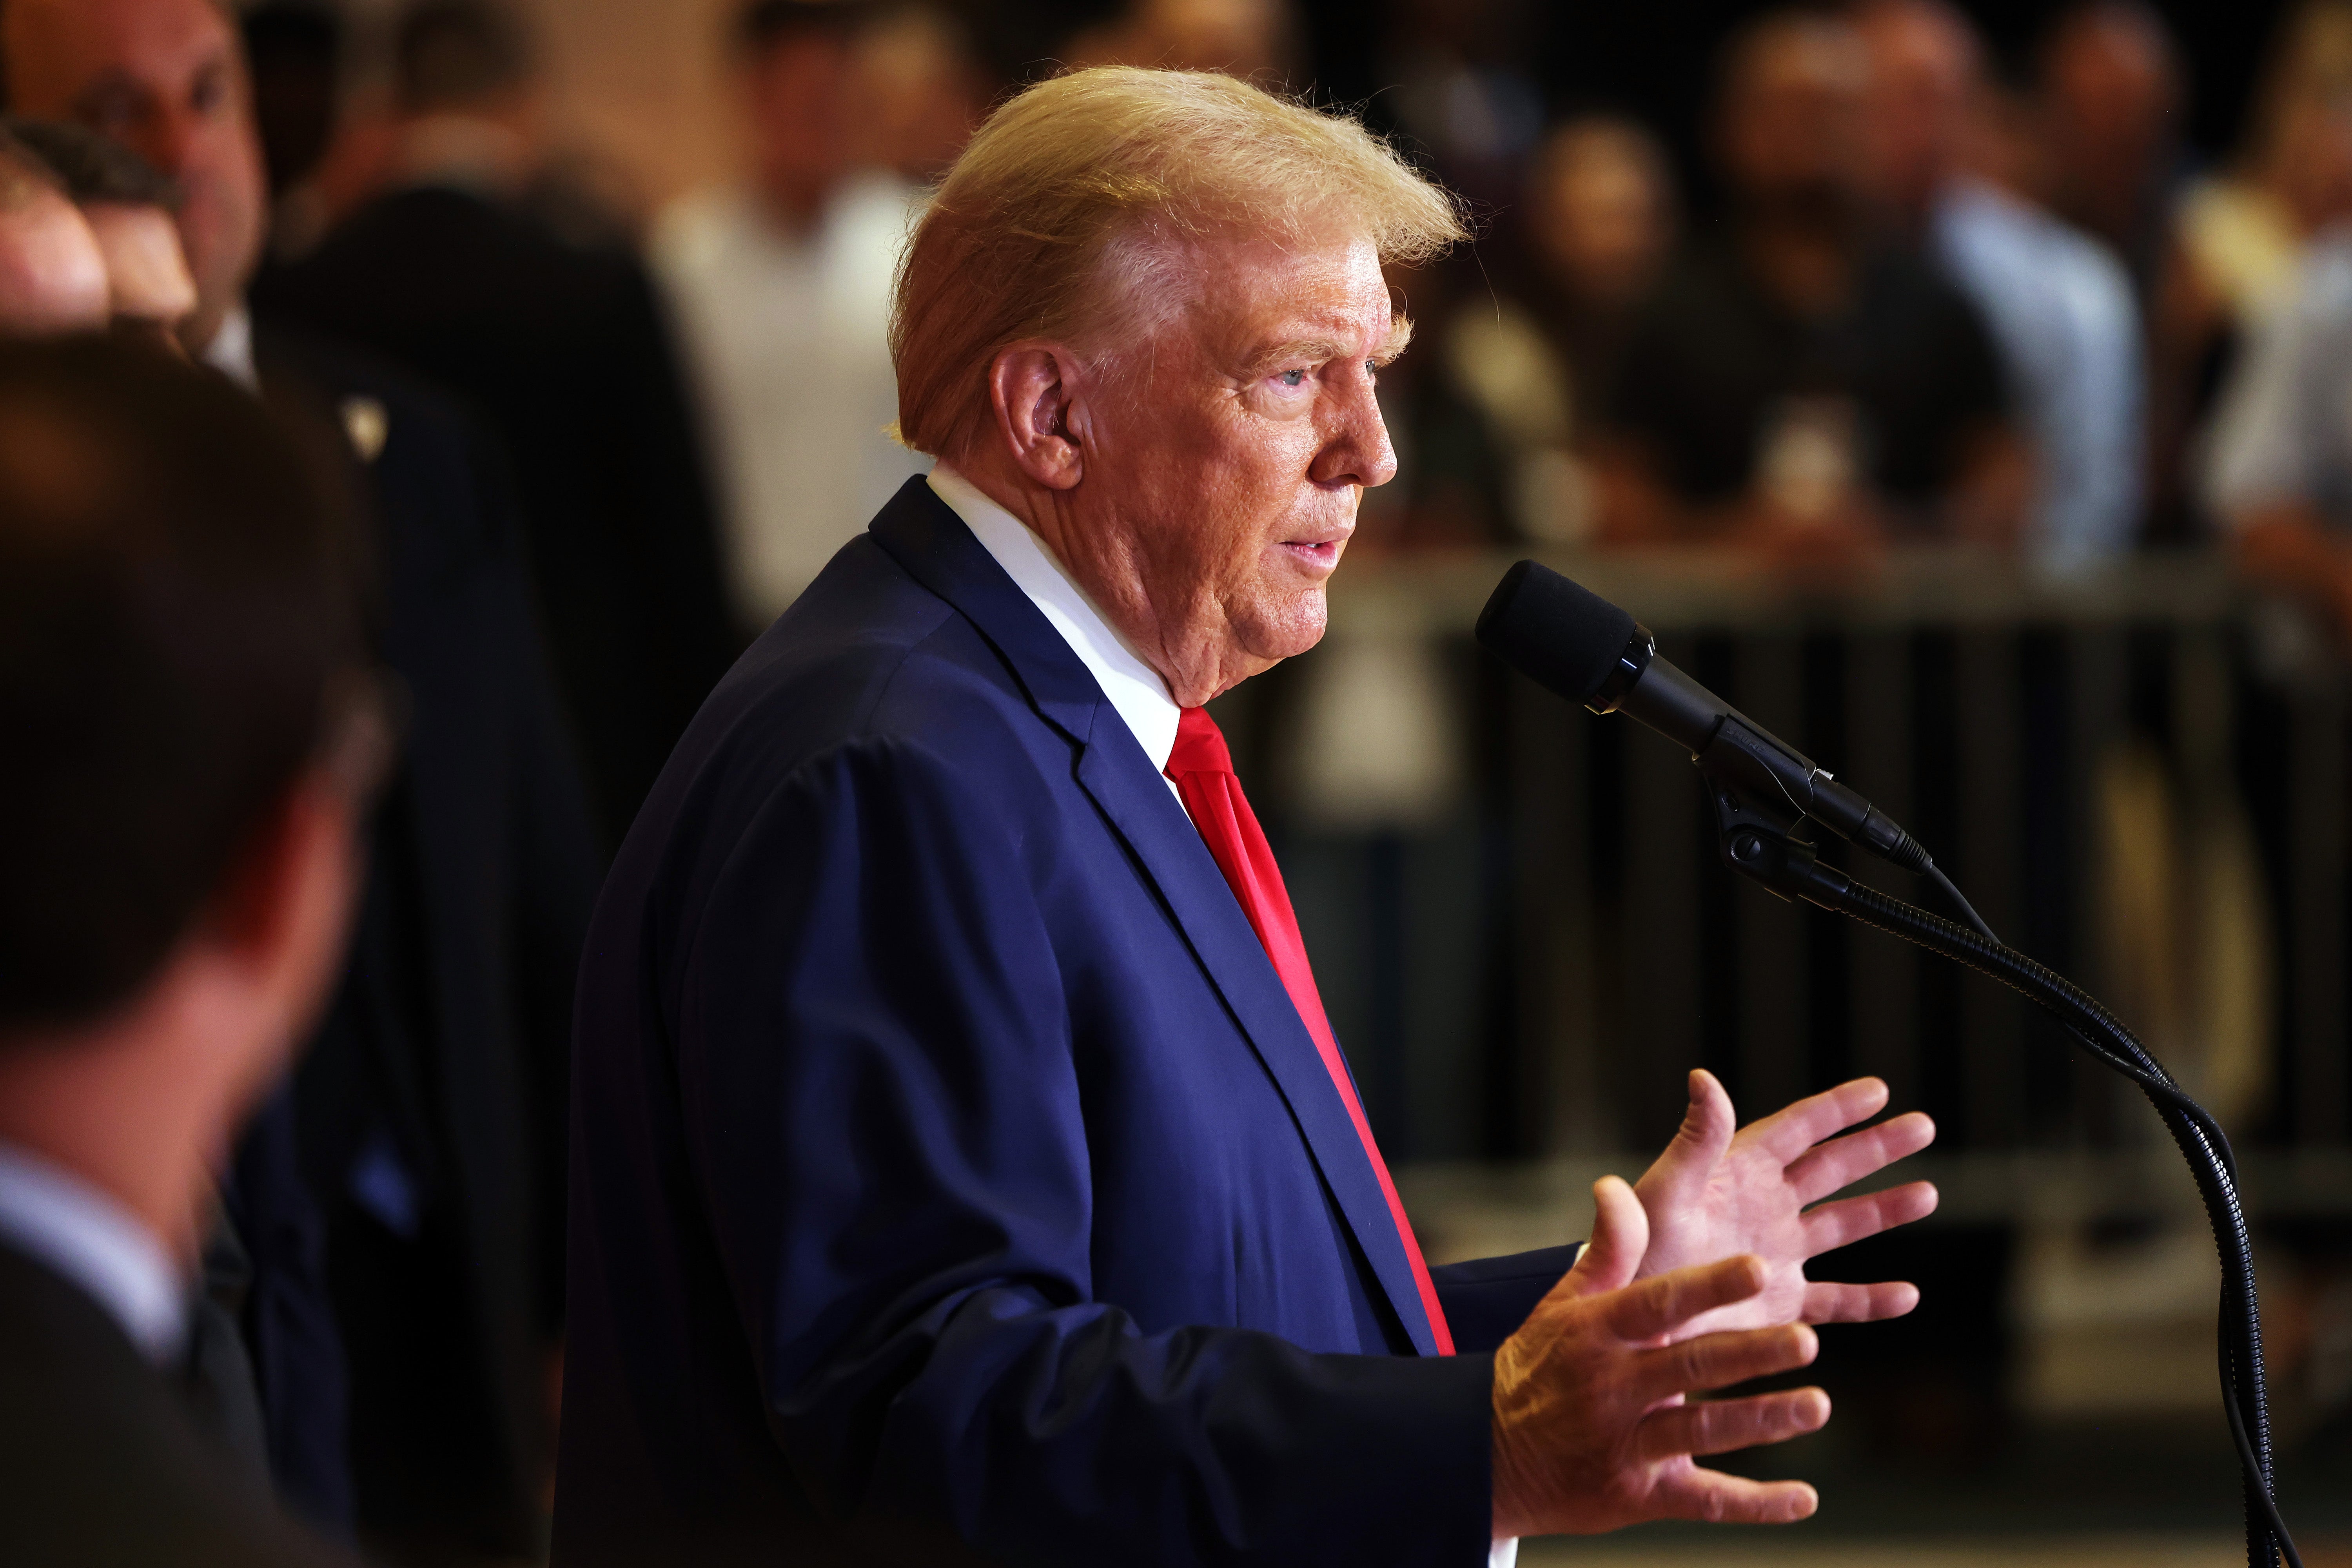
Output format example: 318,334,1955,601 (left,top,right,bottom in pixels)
1240,317,1416,377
